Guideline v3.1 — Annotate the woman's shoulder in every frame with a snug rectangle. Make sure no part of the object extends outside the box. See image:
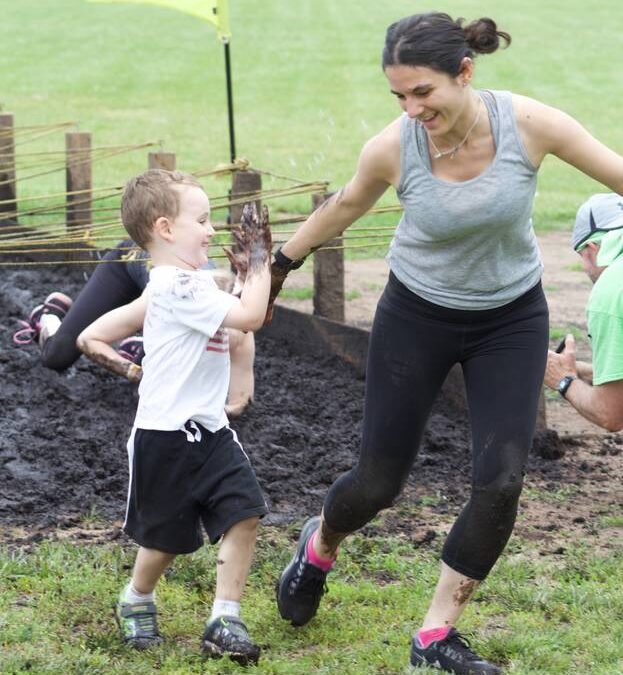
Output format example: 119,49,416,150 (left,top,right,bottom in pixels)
358,117,403,185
